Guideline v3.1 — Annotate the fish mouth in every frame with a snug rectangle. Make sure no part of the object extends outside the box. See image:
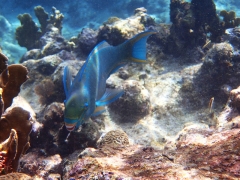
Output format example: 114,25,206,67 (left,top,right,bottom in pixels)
65,122,77,131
